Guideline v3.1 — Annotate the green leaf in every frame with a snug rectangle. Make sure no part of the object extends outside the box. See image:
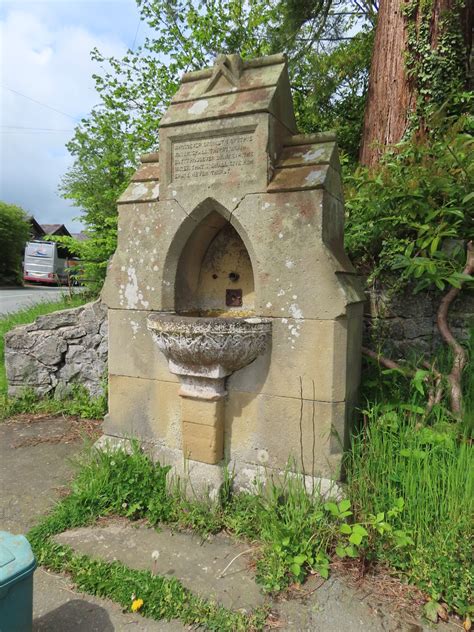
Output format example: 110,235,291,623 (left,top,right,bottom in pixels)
318,565,329,579
324,502,338,516
338,499,351,513
395,497,405,511
352,524,368,537
462,191,474,204
339,523,352,535
430,236,440,255
349,532,363,545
